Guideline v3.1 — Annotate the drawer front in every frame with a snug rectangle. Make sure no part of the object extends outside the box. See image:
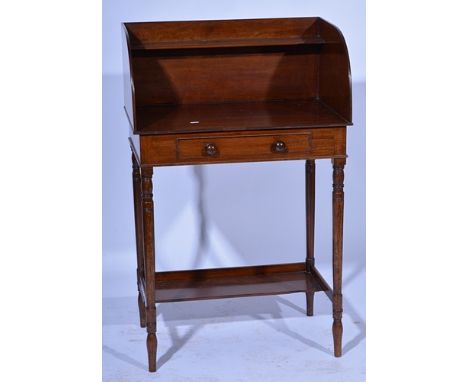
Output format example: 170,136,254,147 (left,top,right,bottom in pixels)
139,127,346,166
177,133,311,162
